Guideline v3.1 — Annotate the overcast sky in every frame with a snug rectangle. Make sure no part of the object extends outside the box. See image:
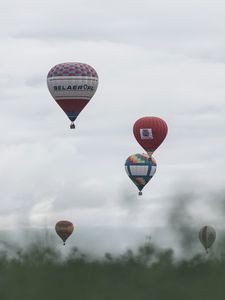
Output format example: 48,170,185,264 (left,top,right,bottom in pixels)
0,0,225,254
